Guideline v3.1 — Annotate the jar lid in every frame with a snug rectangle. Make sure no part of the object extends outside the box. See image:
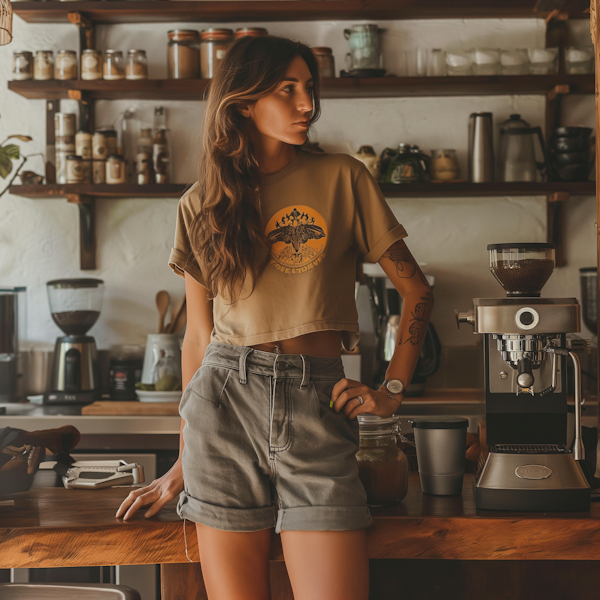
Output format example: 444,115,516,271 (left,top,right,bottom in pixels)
76,129,92,135
487,242,556,251
311,46,333,54
127,49,146,54
357,414,401,436
35,50,53,54
105,49,123,55
410,417,468,429
235,27,268,38
14,50,33,56
66,155,81,160
580,267,597,274
107,154,124,159
168,29,200,41
58,49,77,54
201,28,234,41
96,127,117,136
82,48,101,54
